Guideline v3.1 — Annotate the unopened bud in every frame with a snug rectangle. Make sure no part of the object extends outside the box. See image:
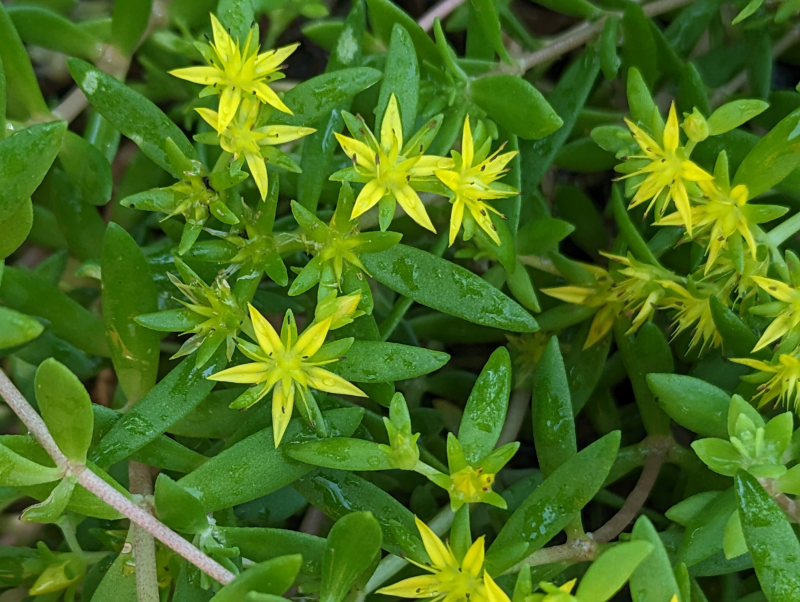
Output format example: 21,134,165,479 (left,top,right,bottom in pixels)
681,108,709,142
